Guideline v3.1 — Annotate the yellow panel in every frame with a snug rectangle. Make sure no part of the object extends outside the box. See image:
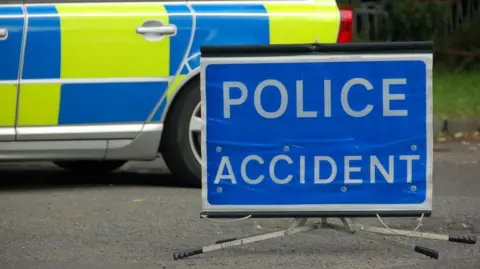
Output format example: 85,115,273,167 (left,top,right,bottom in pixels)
167,74,186,100
18,84,61,126
56,3,170,79
0,84,17,127
264,0,340,44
